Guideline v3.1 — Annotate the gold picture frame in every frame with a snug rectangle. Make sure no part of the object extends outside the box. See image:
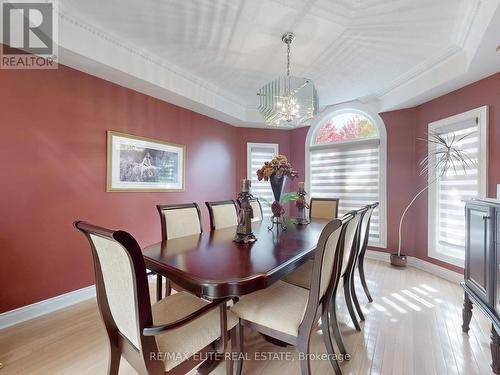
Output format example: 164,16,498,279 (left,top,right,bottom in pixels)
106,131,186,192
